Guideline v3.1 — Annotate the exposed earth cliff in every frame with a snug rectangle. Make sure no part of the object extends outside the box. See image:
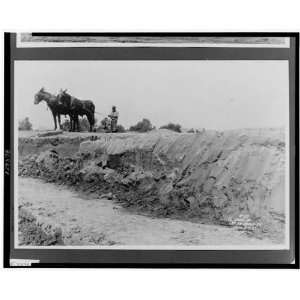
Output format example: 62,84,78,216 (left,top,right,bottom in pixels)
18,128,286,242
